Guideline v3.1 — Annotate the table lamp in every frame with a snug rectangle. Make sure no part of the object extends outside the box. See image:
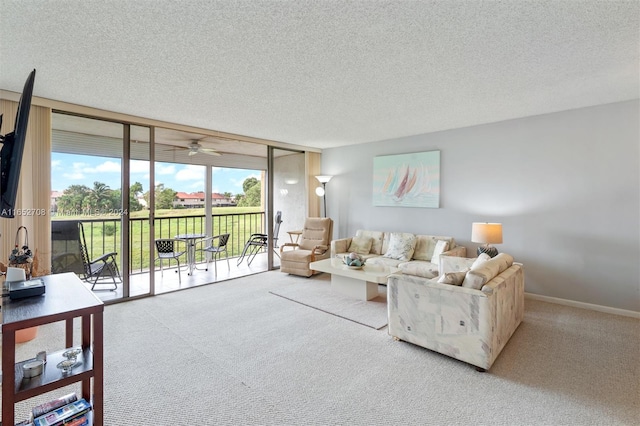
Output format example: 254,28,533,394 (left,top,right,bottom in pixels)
471,222,502,258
